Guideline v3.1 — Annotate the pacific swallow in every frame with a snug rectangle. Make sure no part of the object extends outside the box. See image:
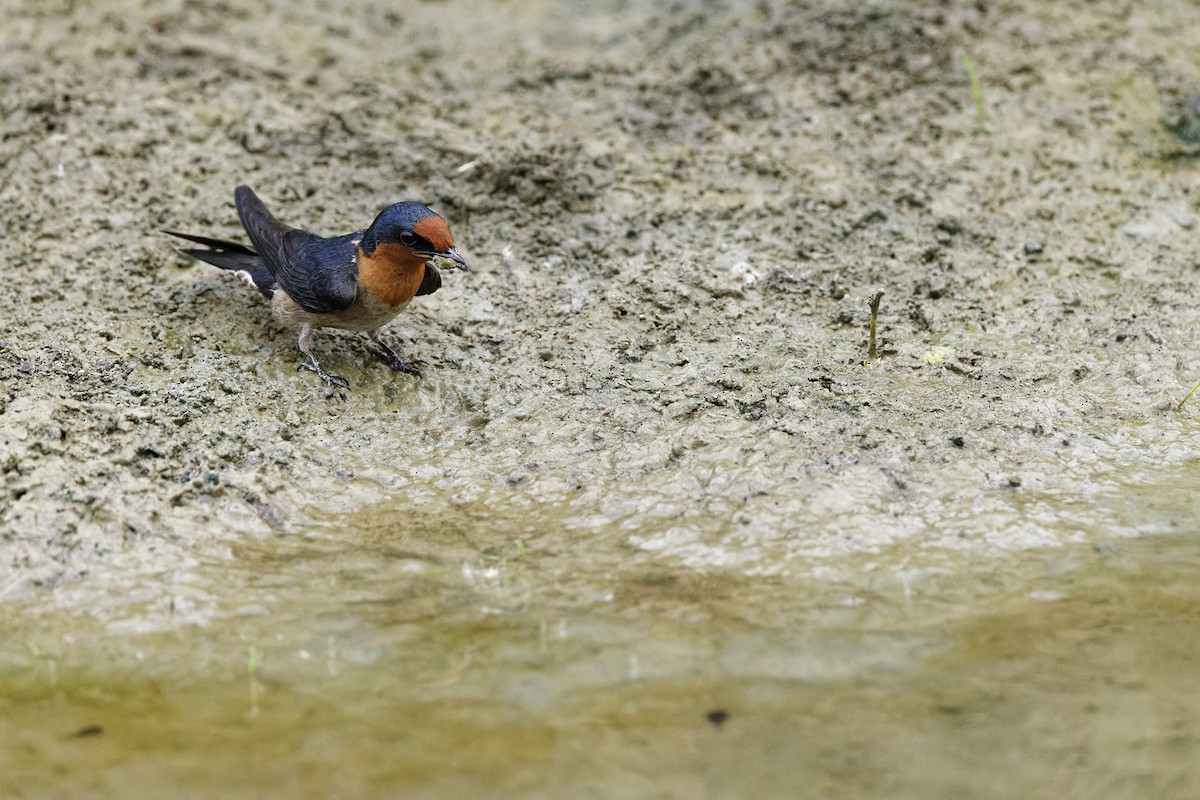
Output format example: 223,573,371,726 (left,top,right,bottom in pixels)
167,185,468,388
